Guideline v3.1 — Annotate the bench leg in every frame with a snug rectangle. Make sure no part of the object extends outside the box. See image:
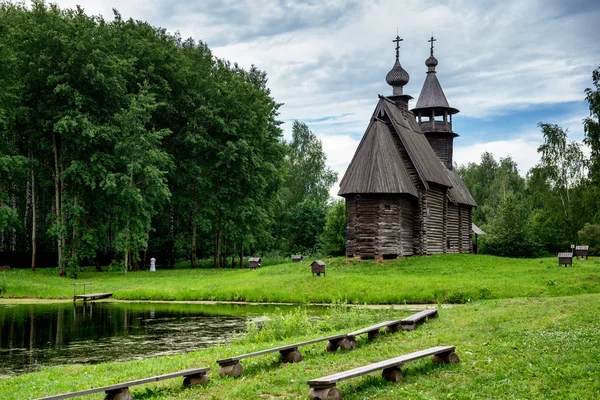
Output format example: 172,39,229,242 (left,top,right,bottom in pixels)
326,337,355,352
346,335,358,349
104,388,132,400
280,347,302,363
219,361,244,377
367,330,380,340
183,371,210,387
401,322,416,331
432,351,460,364
382,366,403,382
309,386,342,400
385,323,401,333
